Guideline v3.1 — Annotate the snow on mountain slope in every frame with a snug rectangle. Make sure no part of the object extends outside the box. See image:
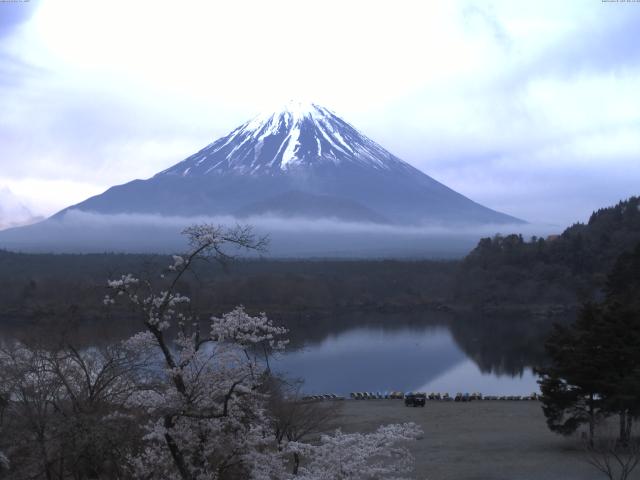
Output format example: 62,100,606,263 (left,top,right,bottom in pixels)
158,101,416,177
